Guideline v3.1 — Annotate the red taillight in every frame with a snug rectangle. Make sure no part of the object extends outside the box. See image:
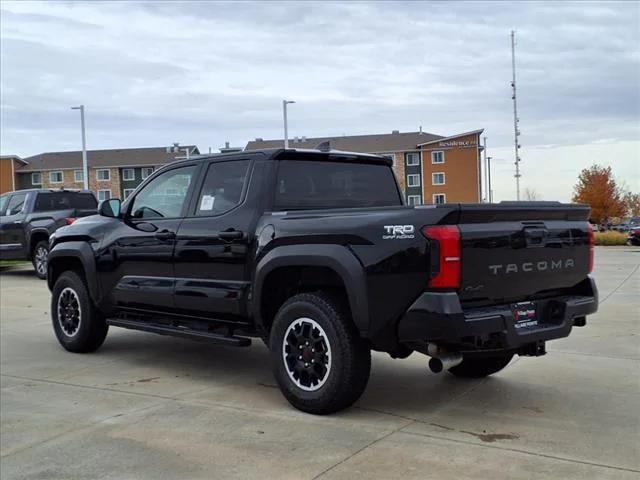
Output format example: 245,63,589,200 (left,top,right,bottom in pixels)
588,223,595,273
423,225,461,289
65,217,76,225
